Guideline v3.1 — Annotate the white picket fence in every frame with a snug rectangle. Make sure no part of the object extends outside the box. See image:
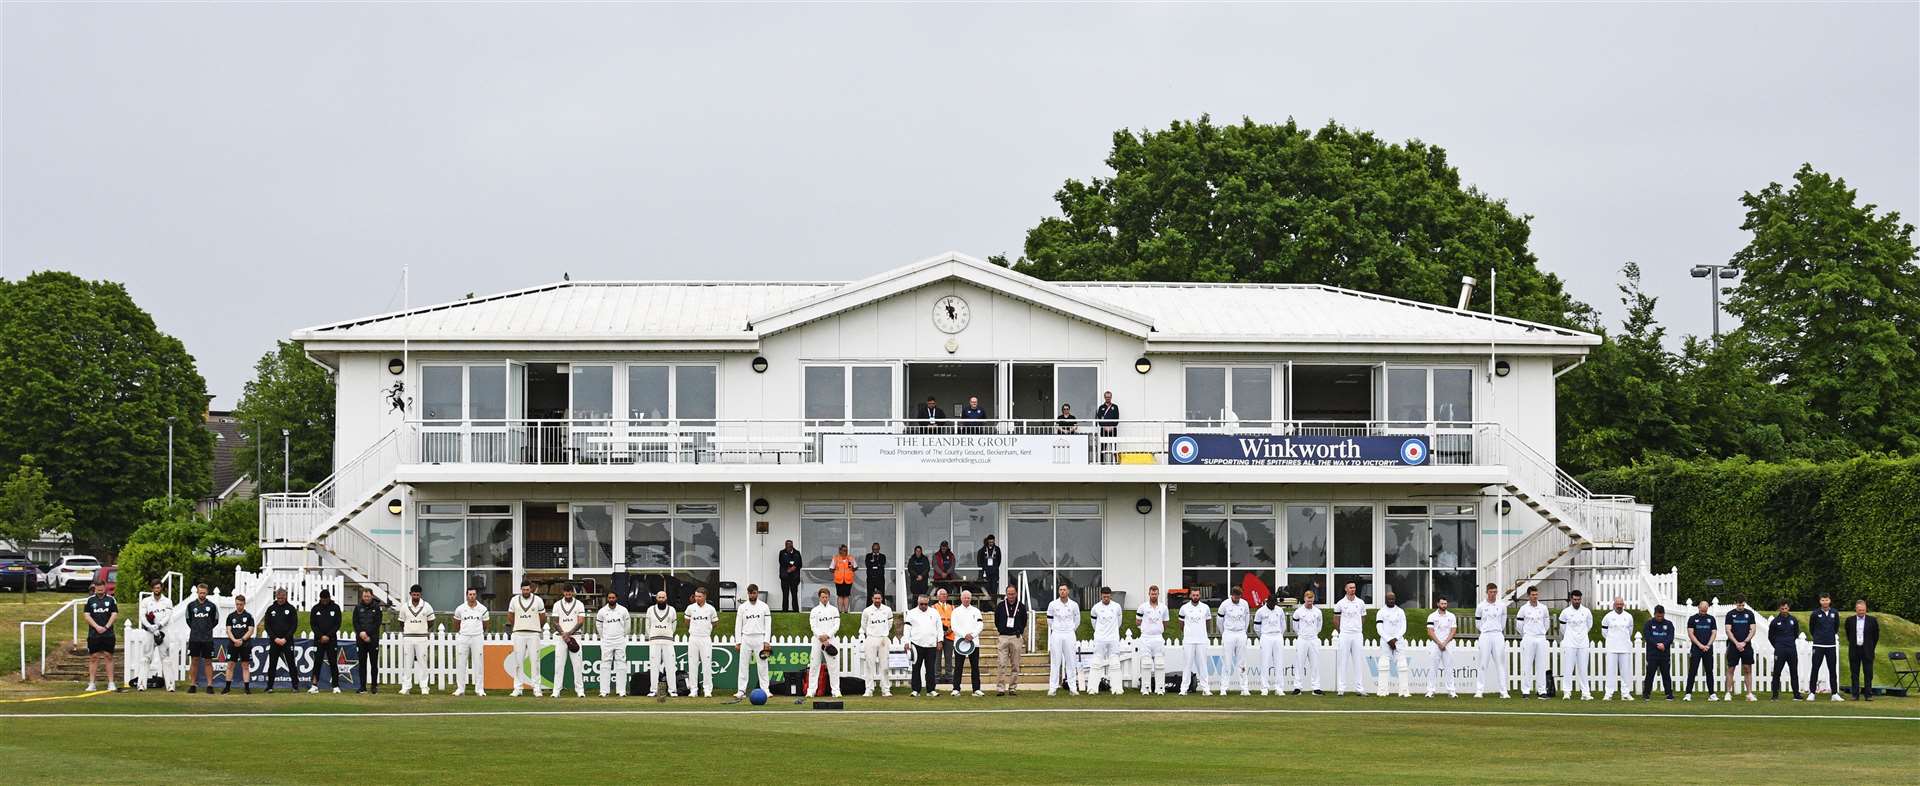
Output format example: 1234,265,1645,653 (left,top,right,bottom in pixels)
230,567,344,608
